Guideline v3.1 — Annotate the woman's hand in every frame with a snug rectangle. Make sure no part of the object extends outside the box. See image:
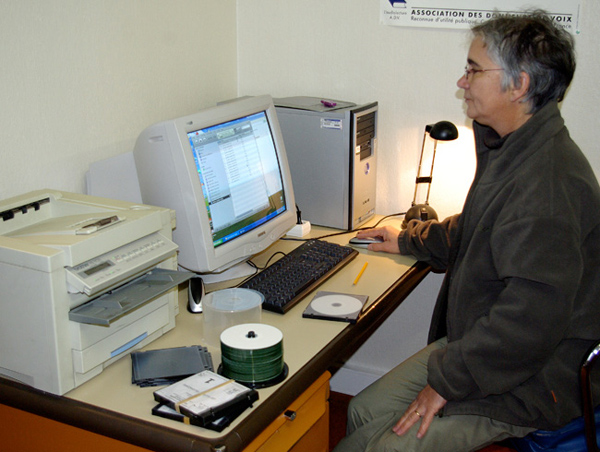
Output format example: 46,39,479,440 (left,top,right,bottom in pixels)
356,226,401,254
392,384,447,439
